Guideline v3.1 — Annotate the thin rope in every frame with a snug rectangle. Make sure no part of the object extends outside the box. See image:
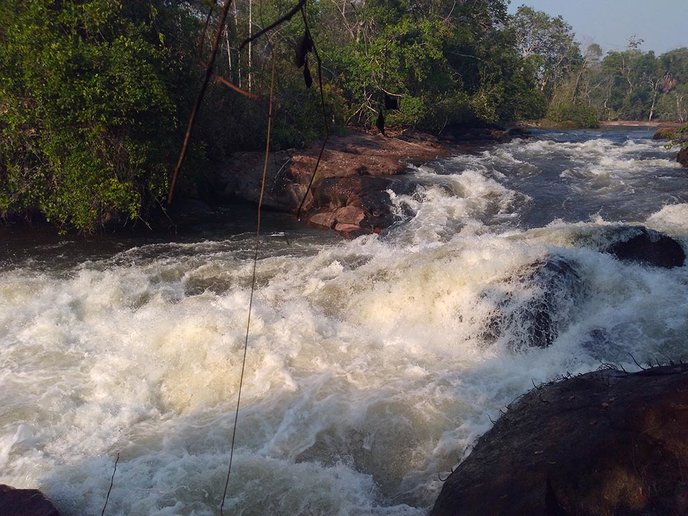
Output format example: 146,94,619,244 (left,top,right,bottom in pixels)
295,7,330,220
101,452,119,516
219,47,277,516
